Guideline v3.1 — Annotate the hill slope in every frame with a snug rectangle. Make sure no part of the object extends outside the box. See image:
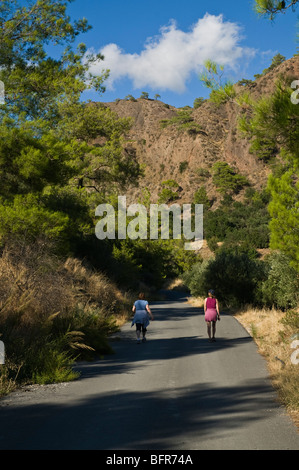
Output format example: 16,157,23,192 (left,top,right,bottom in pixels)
100,56,299,207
